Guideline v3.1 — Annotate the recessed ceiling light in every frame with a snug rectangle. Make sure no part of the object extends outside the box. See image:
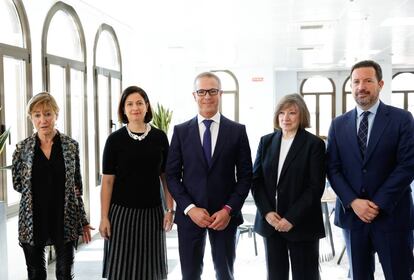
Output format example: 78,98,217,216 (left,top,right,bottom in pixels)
300,24,324,30
297,47,315,51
